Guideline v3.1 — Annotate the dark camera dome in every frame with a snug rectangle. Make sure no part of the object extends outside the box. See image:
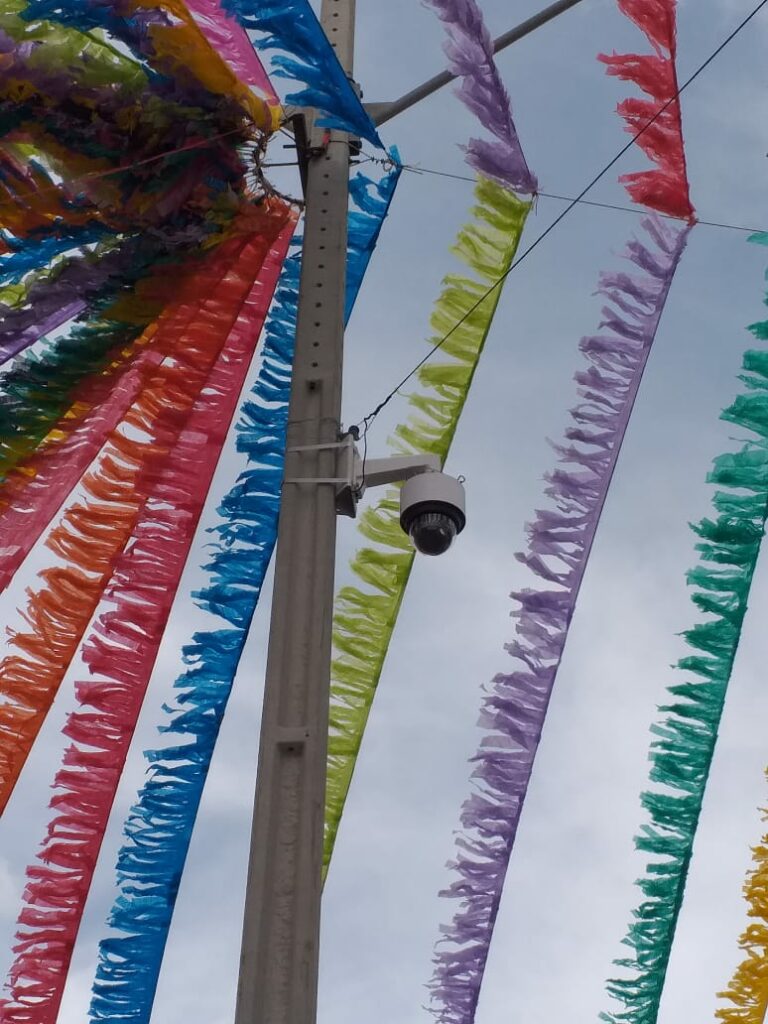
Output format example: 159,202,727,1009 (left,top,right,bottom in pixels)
409,511,458,556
